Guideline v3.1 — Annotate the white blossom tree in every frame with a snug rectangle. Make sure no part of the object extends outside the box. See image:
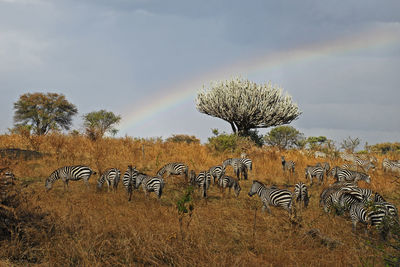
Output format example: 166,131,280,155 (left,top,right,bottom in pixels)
196,77,301,136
